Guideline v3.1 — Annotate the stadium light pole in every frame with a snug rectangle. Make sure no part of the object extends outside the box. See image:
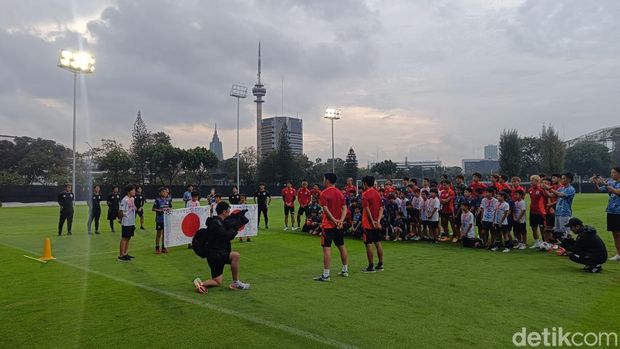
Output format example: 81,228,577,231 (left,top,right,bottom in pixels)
324,108,341,173
230,84,248,190
57,49,95,196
